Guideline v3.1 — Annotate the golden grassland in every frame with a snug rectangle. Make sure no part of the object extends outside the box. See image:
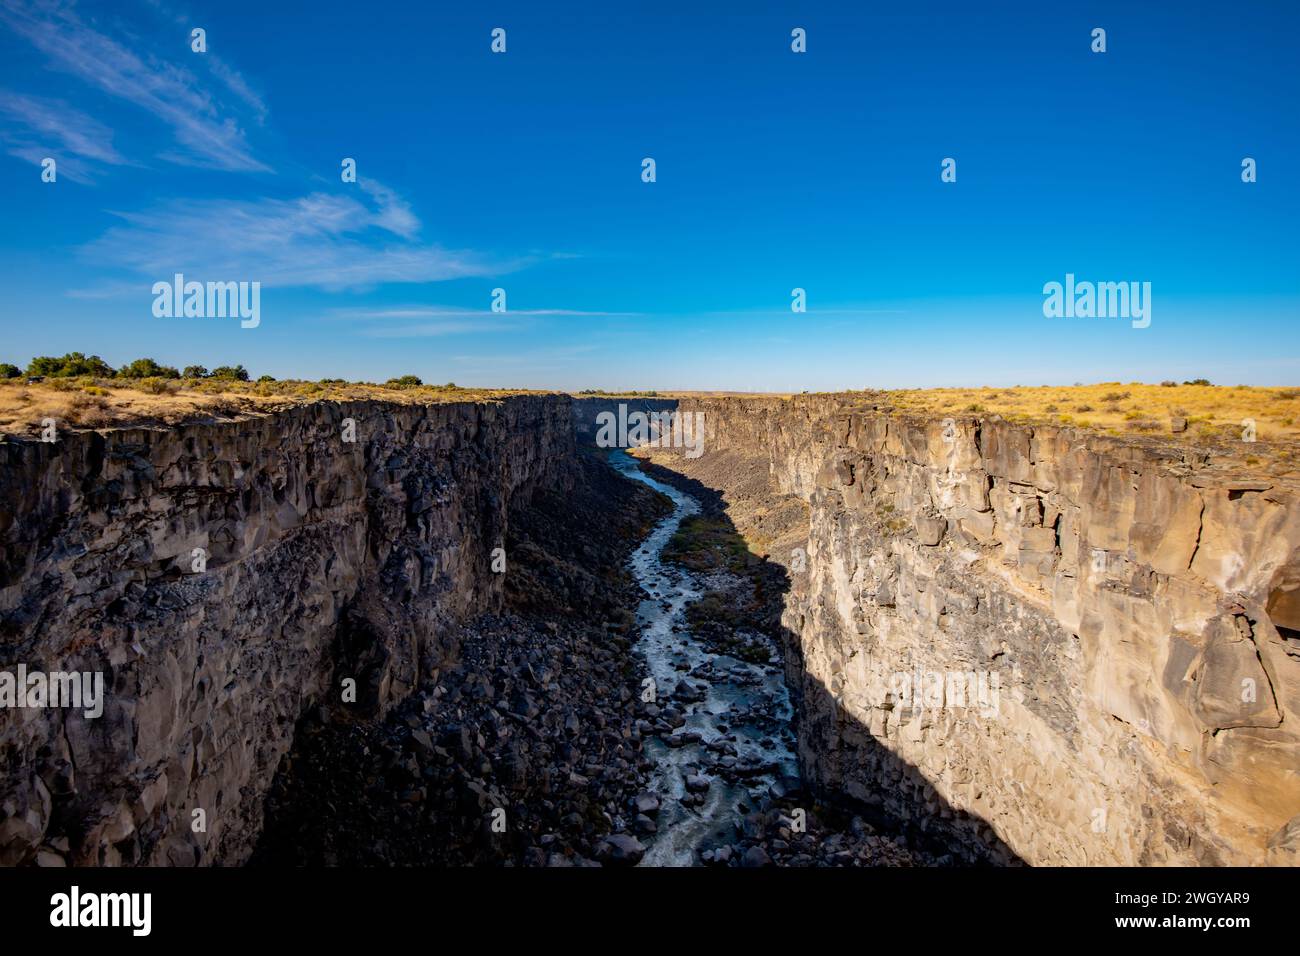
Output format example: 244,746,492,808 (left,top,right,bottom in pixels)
2,377,1298,451
876,382,1300,443
0,376,537,436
